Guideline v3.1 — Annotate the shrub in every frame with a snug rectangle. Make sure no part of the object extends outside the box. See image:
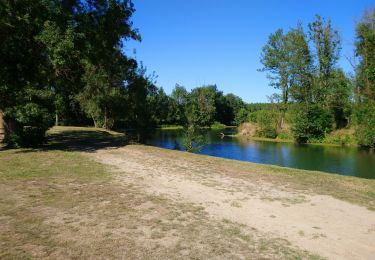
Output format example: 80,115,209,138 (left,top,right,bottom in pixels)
291,104,334,143
182,125,205,153
277,130,292,140
354,101,375,147
6,103,54,147
255,110,277,138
